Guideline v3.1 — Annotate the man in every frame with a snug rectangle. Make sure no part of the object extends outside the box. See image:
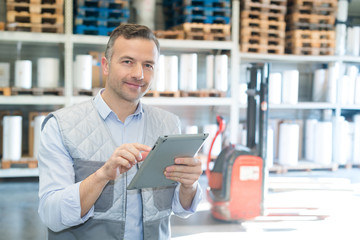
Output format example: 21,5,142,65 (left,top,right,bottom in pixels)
38,24,203,240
